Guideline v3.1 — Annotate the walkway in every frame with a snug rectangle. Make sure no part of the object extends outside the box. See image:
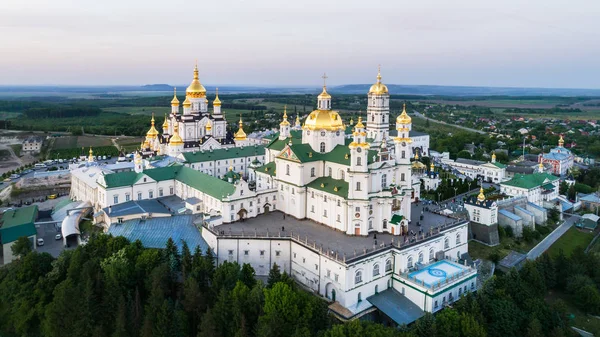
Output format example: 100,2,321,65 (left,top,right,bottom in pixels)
412,111,486,135
527,215,578,260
